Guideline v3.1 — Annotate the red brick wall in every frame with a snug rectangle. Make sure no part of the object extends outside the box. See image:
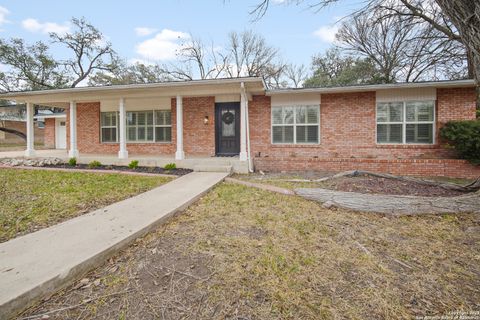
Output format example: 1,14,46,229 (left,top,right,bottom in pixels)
249,88,476,161
67,102,176,155
249,87,478,178
176,96,216,156
44,118,55,148
68,97,216,156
